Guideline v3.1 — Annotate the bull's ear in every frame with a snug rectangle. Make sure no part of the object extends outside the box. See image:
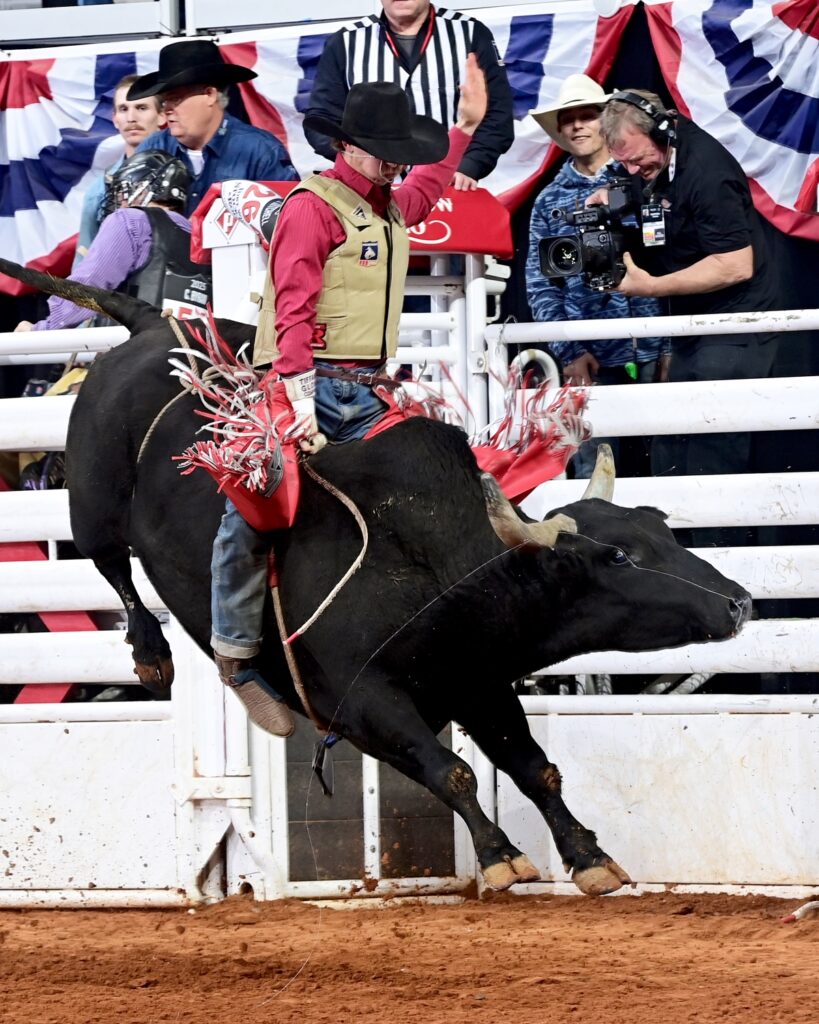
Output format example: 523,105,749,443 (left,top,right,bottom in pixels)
636,505,669,521
580,443,615,502
481,473,576,550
